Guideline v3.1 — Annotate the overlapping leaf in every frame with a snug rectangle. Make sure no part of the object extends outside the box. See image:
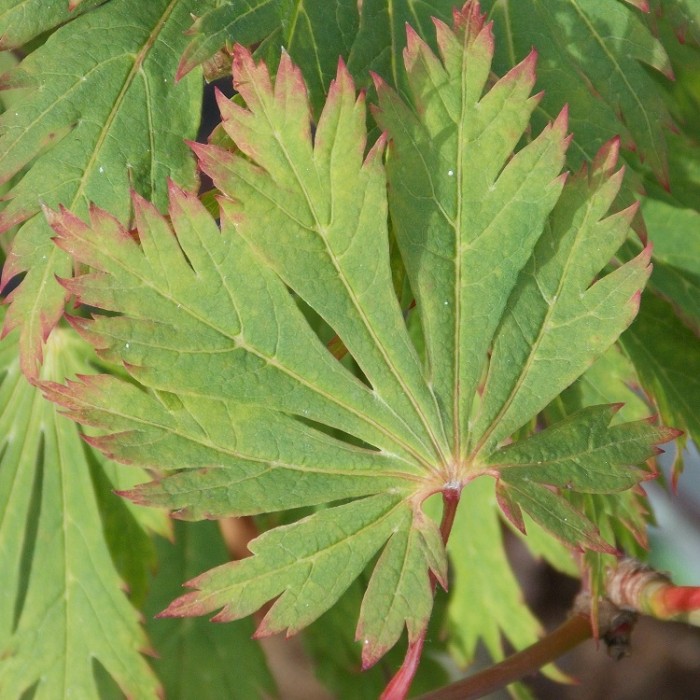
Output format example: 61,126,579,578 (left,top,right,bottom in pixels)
0,321,160,698
447,478,544,665
44,5,674,668
145,521,275,699
650,0,700,45
0,0,204,378
177,0,457,116
347,0,456,98
484,0,673,179
621,292,700,479
547,345,652,427
642,198,700,332
177,0,283,80
0,0,104,49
